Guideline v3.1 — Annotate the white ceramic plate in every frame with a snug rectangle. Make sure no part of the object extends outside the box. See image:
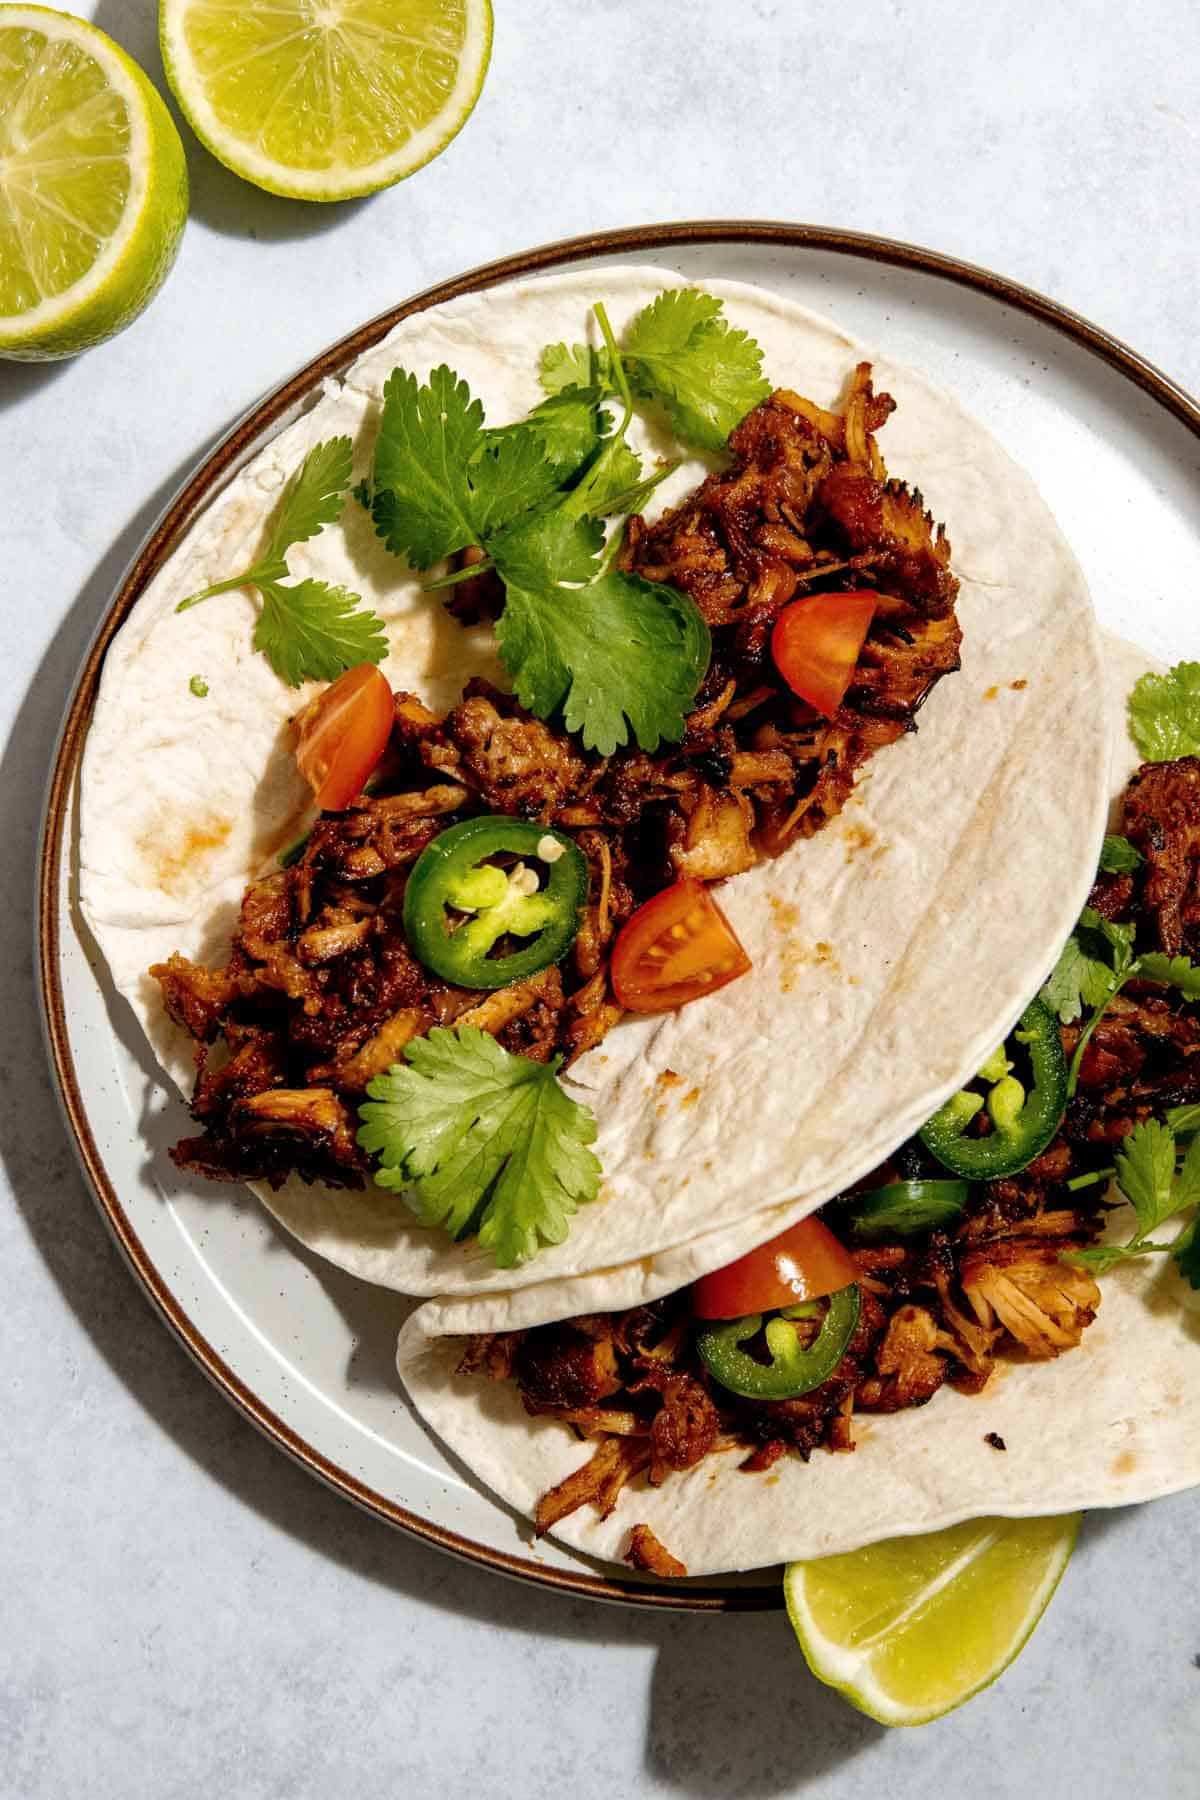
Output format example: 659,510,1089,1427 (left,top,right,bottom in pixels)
39,224,1200,1609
